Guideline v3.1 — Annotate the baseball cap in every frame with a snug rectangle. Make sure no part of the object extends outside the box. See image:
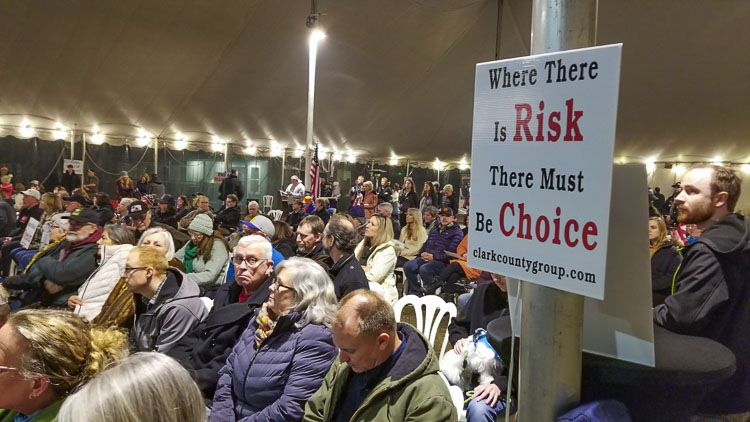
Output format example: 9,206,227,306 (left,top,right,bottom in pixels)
49,213,71,230
62,207,99,225
241,215,275,238
438,207,454,217
127,201,149,216
672,182,681,188
67,194,88,205
21,189,41,200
